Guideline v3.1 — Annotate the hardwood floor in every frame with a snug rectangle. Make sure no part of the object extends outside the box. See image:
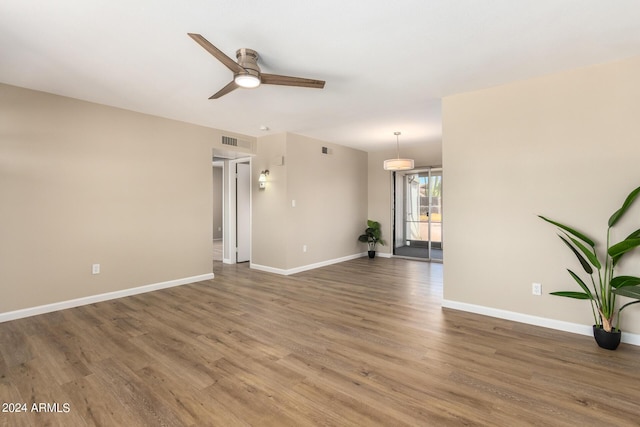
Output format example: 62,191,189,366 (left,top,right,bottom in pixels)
1,257,639,426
